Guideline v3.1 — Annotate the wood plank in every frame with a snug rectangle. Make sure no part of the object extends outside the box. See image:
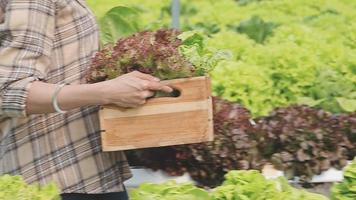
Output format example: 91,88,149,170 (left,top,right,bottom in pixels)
100,100,209,118
102,110,212,151
206,96,214,141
